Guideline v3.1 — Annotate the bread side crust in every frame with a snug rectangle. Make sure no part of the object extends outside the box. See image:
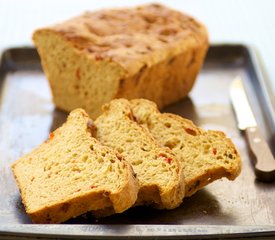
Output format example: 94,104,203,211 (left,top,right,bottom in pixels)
115,43,208,109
